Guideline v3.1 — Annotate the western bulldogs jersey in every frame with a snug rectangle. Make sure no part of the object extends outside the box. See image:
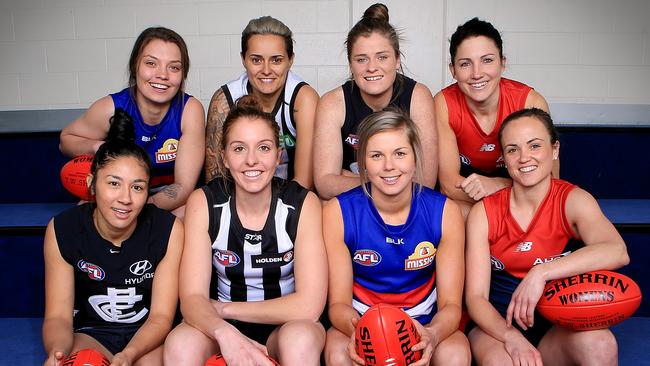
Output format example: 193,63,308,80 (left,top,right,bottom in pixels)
111,88,190,189
340,75,416,174
442,78,531,177
221,71,308,180
55,203,175,329
203,178,308,302
484,179,583,316
337,185,446,324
